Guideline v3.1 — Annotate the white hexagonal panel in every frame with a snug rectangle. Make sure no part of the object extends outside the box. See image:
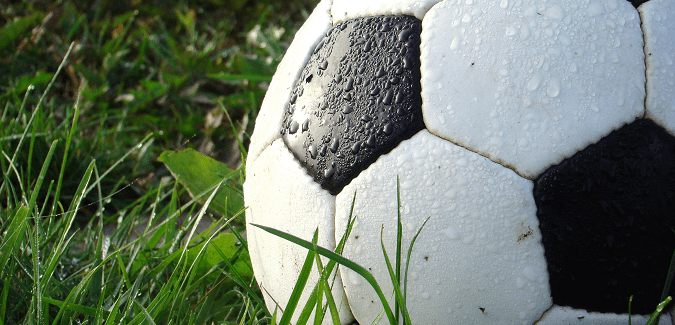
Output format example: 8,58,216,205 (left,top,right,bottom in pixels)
335,130,551,325
420,0,645,178
535,305,672,325
247,0,333,166
641,0,675,136
331,0,442,24
244,139,353,324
